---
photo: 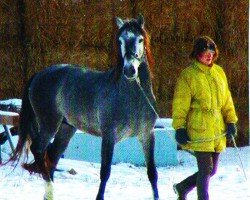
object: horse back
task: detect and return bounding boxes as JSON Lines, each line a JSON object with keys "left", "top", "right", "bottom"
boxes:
{"left": 28, "top": 64, "right": 114, "bottom": 135}
{"left": 29, "top": 65, "right": 85, "bottom": 109}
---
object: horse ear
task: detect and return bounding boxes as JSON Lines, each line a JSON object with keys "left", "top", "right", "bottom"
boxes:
{"left": 116, "top": 17, "right": 124, "bottom": 29}
{"left": 137, "top": 14, "right": 144, "bottom": 28}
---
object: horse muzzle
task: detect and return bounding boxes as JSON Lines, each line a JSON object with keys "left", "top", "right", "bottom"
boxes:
{"left": 123, "top": 65, "right": 138, "bottom": 80}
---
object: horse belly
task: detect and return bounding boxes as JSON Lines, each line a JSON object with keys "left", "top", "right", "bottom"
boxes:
{"left": 65, "top": 110, "right": 102, "bottom": 137}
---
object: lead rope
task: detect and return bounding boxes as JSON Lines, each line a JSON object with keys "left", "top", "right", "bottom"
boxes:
{"left": 231, "top": 135, "right": 248, "bottom": 181}
{"left": 136, "top": 78, "right": 159, "bottom": 119}
{"left": 136, "top": 80, "right": 248, "bottom": 181}
{"left": 187, "top": 133, "right": 226, "bottom": 144}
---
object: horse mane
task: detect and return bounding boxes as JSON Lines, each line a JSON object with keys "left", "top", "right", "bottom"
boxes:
{"left": 143, "top": 28, "right": 154, "bottom": 79}
{"left": 113, "top": 19, "right": 154, "bottom": 81}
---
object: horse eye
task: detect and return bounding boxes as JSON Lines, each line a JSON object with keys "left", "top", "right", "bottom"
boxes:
{"left": 139, "top": 38, "right": 144, "bottom": 43}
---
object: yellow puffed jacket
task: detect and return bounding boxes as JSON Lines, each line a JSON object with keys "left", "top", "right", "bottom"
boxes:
{"left": 172, "top": 60, "right": 238, "bottom": 152}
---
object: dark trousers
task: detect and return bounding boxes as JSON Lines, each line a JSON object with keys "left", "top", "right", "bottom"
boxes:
{"left": 177, "top": 152, "right": 220, "bottom": 200}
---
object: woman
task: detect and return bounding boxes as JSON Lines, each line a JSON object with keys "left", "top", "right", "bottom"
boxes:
{"left": 172, "top": 36, "right": 238, "bottom": 200}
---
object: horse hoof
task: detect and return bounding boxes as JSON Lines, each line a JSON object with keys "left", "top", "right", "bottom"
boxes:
{"left": 153, "top": 192, "right": 159, "bottom": 200}
{"left": 43, "top": 197, "right": 53, "bottom": 200}
{"left": 43, "top": 181, "right": 54, "bottom": 200}
{"left": 43, "top": 195, "right": 54, "bottom": 200}
{"left": 96, "top": 194, "right": 104, "bottom": 200}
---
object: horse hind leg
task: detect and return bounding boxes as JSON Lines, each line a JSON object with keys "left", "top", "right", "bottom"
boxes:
{"left": 22, "top": 131, "right": 50, "bottom": 176}
{"left": 21, "top": 125, "right": 56, "bottom": 200}
{"left": 21, "top": 120, "right": 41, "bottom": 173}
{"left": 26, "top": 118, "right": 64, "bottom": 200}
{"left": 28, "top": 126, "right": 57, "bottom": 181}
{"left": 46, "top": 122, "right": 76, "bottom": 181}
{"left": 24, "top": 116, "right": 62, "bottom": 179}
{"left": 138, "top": 132, "right": 159, "bottom": 200}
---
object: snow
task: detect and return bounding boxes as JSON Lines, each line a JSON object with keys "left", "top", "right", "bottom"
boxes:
{"left": 0, "top": 146, "right": 249, "bottom": 200}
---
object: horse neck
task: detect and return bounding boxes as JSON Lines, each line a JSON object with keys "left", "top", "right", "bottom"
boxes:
{"left": 134, "top": 54, "right": 153, "bottom": 91}
{"left": 138, "top": 61, "right": 152, "bottom": 87}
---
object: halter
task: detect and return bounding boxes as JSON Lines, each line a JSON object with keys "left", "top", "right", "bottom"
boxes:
{"left": 116, "top": 16, "right": 147, "bottom": 81}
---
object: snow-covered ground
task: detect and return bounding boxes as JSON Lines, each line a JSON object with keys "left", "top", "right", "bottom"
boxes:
{"left": 0, "top": 146, "right": 249, "bottom": 200}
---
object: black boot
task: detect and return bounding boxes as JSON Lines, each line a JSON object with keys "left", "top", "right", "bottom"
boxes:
{"left": 173, "top": 172, "right": 197, "bottom": 200}
{"left": 173, "top": 183, "right": 187, "bottom": 200}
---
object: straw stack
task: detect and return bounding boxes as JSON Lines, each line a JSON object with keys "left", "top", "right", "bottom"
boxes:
{"left": 221, "top": 0, "right": 248, "bottom": 55}
{"left": 0, "top": 0, "right": 248, "bottom": 145}
{"left": 0, "top": 1, "right": 24, "bottom": 97}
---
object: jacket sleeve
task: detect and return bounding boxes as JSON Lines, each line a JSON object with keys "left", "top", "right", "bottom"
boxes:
{"left": 220, "top": 70, "right": 238, "bottom": 123}
{"left": 172, "top": 73, "right": 192, "bottom": 130}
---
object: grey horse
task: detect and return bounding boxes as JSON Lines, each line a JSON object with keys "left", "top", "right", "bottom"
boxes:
{"left": 8, "top": 15, "right": 159, "bottom": 200}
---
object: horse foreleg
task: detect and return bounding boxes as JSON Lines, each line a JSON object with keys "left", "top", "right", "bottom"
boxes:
{"left": 96, "top": 135, "right": 115, "bottom": 200}
{"left": 139, "top": 133, "right": 159, "bottom": 200}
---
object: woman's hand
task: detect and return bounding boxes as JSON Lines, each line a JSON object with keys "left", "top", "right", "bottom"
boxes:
{"left": 175, "top": 128, "right": 190, "bottom": 145}
{"left": 226, "top": 123, "right": 237, "bottom": 139}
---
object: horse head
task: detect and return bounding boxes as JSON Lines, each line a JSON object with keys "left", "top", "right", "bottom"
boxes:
{"left": 116, "top": 14, "right": 150, "bottom": 81}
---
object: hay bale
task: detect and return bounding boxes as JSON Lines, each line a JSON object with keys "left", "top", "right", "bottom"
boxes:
{"left": 25, "top": 1, "right": 113, "bottom": 50}
{"left": 24, "top": 0, "right": 114, "bottom": 77}
{"left": 0, "top": 1, "right": 248, "bottom": 146}
{"left": 0, "top": 1, "right": 25, "bottom": 98}
{"left": 152, "top": 41, "right": 193, "bottom": 116}
{"left": 112, "top": 0, "right": 132, "bottom": 18}
{"left": 137, "top": 0, "right": 175, "bottom": 44}
{"left": 0, "top": 1, "right": 19, "bottom": 44}
{"left": 25, "top": 45, "right": 111, "bottom": 93}
{"left": 221, "top": 0, "right": 248, "bottom": 54}
{"left": 218, "top": 51, "right": 248, "bottom": 96}
{"left": 77, "top": 1, "right": 113, "bottom": 47}
{"left": 219, "top": 51, "right": 249, "bottom": 146}
{"left": 142, "top": 0, "right": 218, "bottom": 44}
{"left": 0, "top": 48, "right": 24, "bottom": 98}
{"left": 174, "top": 0, "right": 218, "bottom": 41}
{"left": 45, "top": 46, "right": 110, "bottom": 70}
{"left": 0, "top": 1, "right": 20, "bottom": 48}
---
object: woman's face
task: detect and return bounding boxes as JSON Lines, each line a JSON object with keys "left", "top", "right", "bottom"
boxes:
{"left": 197, "top": 50, "right": 215, "bottom": 66}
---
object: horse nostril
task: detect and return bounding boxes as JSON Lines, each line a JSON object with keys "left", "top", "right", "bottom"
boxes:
{"left": 124, "top": 65, "right": 136, "bottom": 78}
{"left": 129, "top": 67, "right": 136, "bottom": 75}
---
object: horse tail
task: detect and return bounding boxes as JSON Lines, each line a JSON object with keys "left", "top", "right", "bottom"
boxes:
{"left": 6, "top": 74, "right": 36, "bottom": 164}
